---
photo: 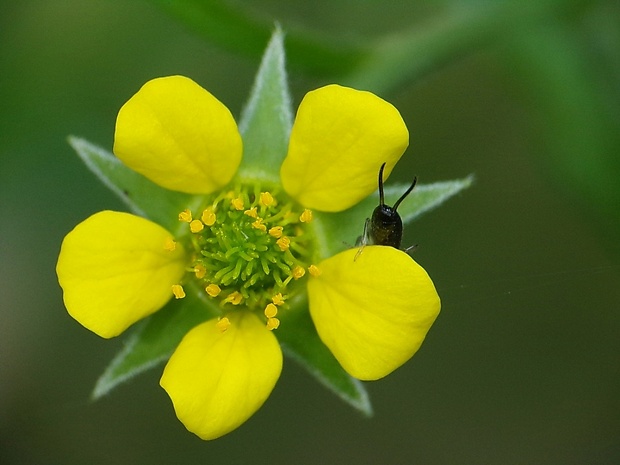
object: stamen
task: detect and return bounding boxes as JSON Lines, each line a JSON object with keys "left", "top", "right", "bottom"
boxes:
{"left": 190, "top": 219, "right": 204, "bottom": 233}
{"left": 308, "top": 264, "right": 322, "bottom": 277}
{"left": 178, "top": 209, "right": 192, "bottom": 223}
{"left": 276, "top": 236, "right": 291, "bottom": 251}
{"left": 206, "top": 284, "right": 221, "bottom": 297}
{"left": 272, "top": 293, "right": 286, "bottom": 306}
{"left": 201, "top": 207, "right": 217, "bottom": 226}
{"left": 260, "top": 192, "right": 274, "bottom": 207}
{"left": 244, "top": 207, "right": 258, "bottom": 218}
{"left": 164, "top": 237, "right": 177, "bottom": 251}
{"left": 194, "top": 264, "right": 207, "bottom": 279}
{"left": 292, "top": 266, "right": 306, "bottom": 279}
{"left": 268, "top": 226, "right": 283, "bottom": 238}
{"left": 252, "top": 218, "right": 267, "bottom": 232}
{"left": 266, "top": 317, "right": 280, "bottom": 330}
{"left": 299, "top": 209, "right": 313, "bottom": 223}
{"left": 232, "top": 197, "right": 244, "bottom": 211}
{"left": 171, "top": 284, "right": 186, "bottom": 299}
{"left": 181, "top": 182, "right": 315, "bottom": 319}
{"left": 264, "top": 303, "right": 278, "bottom": 318}
{"left": 223, "top": 291, "right": 243, "bottom": 305}
{"left": 216, "top": 317, "right": 231, "bottom": 332}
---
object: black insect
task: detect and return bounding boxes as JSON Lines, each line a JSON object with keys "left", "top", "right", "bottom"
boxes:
{"left": 356, "top": 163, "right": 417, "bottom": 259}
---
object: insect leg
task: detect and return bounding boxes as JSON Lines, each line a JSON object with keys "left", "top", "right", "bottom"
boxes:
{"left": 403, "top": 243, "right": 418, "bottom": 255}
{"left": 354, "top": 218, "right": 370, "bottom": 261}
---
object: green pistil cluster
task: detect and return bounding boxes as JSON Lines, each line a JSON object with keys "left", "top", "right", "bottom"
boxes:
{"left": 177, "top": 183, "right": 315, "bottom": 329}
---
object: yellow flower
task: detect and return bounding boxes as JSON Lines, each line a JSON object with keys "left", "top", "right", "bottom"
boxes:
{"left": 56, "top": 76, "right": 440, "bottom": 440}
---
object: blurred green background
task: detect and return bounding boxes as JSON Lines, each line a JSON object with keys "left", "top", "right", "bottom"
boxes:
{"left": 1, "top": 0, "right": 619, "bottom": 463}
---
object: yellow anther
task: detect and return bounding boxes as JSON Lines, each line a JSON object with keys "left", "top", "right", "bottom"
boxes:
{"left": 268, "top": 226, "right": 283, "bottom": 238}
{"left": 216, "top": 317, "right": 231, "bottom": 332}
{"left": 264, "top": 303, "right": 278, "bottom": 318}
{"left": 266, "top": 317, "right": 280, "bottom": 331}
{"left": 223, "top": 291, "right": 243, "bottom": 305}
{"left": 206, "top": 284, "right": 221, "bottom": 297}
{"left": 163, "top": 237, "right": 177, "bottom": 252}
{"left": 244, "top": 207, "right": 258, "bottom": 218}
{"left": 178, "top": 209, "right": 192, "bottom": 223}
{"left": 292, "top": 266, "right": 306, "bottom": 279}
{"left": 232, "top": 197, "right": 244, "bottom": 210}
{"left": 276, "top": 236, "right": 291, "bottom": 251}
{"left": 252, "top": 218, "right": 267, "bottom": 232}
{"left": 190, "top": 219, "right": 204, "bottom": 233}
{"left": 171, "top": 284, "right": 186, "bottom": 299}
{"left": 194, "top": 264, "right": 207, "bottom": 279}
{"left": 201, "top": 207, "right": 216, "bottom": 226}
{"left": 308, "top": 264, "right": 322, "bottom": 277}
{"left": 299, "top": 209, "right": 313, "bottom": 223}
{"left": 272, "top": 293, "right": 286, "bottom": 306}
{"left": 260, "top": 191, "right": 274, "bottom": 207}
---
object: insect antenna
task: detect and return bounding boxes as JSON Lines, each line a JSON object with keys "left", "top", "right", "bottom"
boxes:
{"left": 393, "top": 176, "right": 417, "bottom": 211}
{"left": 378, "top": 162, "right": 386, "bottom": 206}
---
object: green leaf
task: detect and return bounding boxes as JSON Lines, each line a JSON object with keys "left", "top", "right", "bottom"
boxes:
{"left": 92, "top": 285, "right": 218, "bottom": 400}
{"left": 276, "top": 297, "right": 373, "bottom": 416}
{"left": 68, "top": 136, "right": 203, "bottom": 235}
{"left": 237, "top": 26, "right": 292, "bottom": 183}
{"left": 149, "top": 0, "right": 366, "bottom": 76}
{"left": 313, "top": 175, "right": 474, "bottom": 258}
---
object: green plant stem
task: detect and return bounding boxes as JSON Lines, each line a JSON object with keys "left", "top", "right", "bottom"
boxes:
{"left": 345, "top": 0, "right": 597, "bottom": 94}
{"left": 150, "top": 0, "right": 597, "bottom": 93}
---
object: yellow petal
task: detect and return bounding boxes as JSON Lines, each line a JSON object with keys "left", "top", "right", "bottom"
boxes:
{"left": 280, "top": 85, "right": 409, "bottom": 212}
{"left": 160, "top": 312, "right": 282, "bottom": 440}
{"left": 307, "top": 246, "right": 440, "bottom": 380}
{"left": 56, "top": 211, "right": 186, "bottom": 338}
{"left": 114, "top": 76, "right": 242, "bottom": 194}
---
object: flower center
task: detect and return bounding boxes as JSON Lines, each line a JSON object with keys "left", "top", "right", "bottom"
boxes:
{"left": 175, "top": 182, "right": 316, "bottom": 330}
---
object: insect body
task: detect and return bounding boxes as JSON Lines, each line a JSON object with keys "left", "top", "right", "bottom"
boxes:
{"left": 356, "top": 163, "right": 417, "bottom": 259}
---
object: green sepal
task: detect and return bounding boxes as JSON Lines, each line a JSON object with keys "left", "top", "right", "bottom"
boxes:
{"left": 276, "top": 296, "right": 373, "bottom": 416}
{"left": 92, "top": 284, "right": 218, "bottom": 400}
{"left": 237, "top": 26, "right": 292, "bottom": 183}
{"left": 68, "top": 136, "right": 204, "bottom": 236}
{"left": 314, "top": 175, "right": 474, "bottom": 258}
{"left": 397, "top": 175, "right": 475, "bottom": 224}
